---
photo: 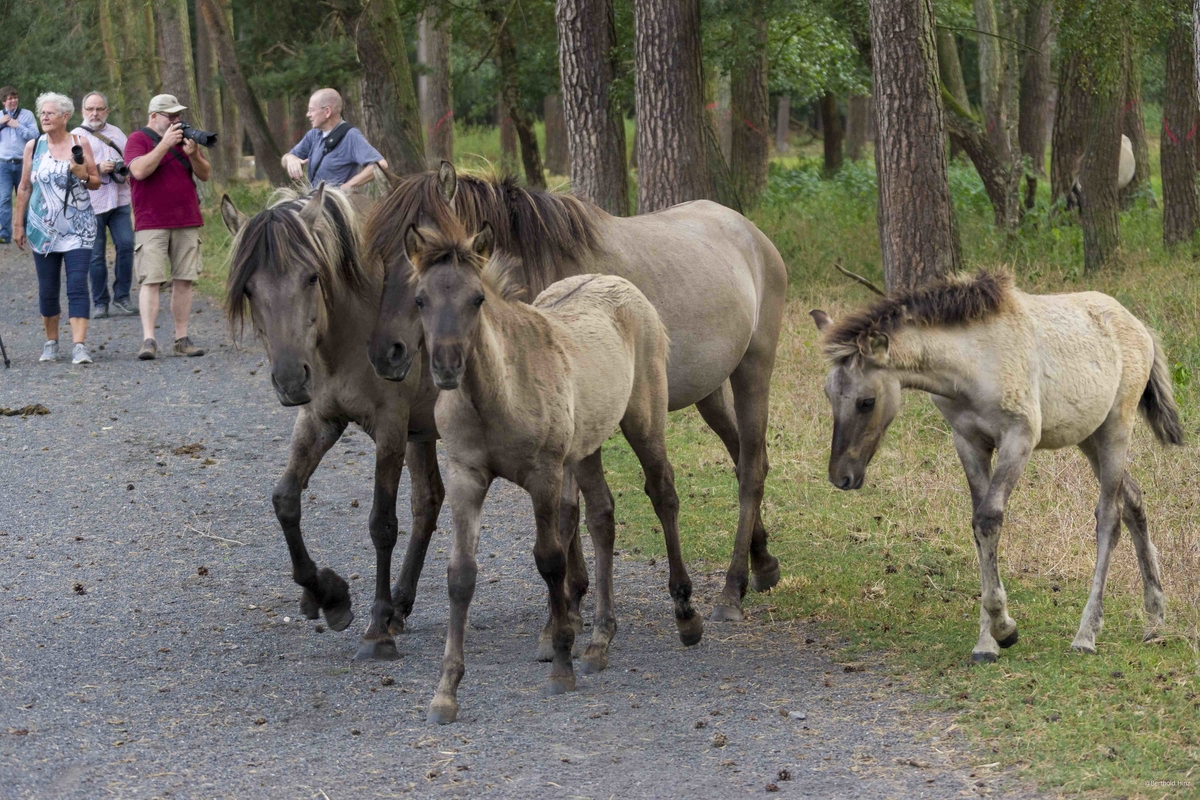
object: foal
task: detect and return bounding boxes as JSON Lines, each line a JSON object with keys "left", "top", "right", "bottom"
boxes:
{"left": 407, "top": 221, "right": 702, "bottom": 724}
{"left": 812, "top": 271, "right": 1182, "bottom": 662}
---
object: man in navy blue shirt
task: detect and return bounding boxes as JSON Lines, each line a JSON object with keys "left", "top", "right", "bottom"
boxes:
{"left": 0, "top": 86, "right": 38, "bottom": 244}
{"left": 281, "top": 88, "right": 388, "bottom": 189}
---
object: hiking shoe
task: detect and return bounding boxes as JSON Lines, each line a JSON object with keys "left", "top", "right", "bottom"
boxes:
{"left": 39, "top": 340, "right": 59, "bottom": 362}
{"left": 173, "top": 337, "right": 205, "bottom": 357}
{"left": 0, "top": 237, "right": 9, "bottom": 244}
{"left": 92, "top": 303, "right": 109, "bottom": 319}
{"left": 137, "top": 338, "right": 157, "bottom": 360}
{"left": 72, "top": 343, "right": 93, "bottom": 364}
{"left": 110, "top": 299, "right": 138, "bottom": 316}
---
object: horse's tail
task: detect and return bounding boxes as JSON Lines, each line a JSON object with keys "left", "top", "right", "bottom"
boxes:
{"left": 1140, "top": 332, "right": 1185, "bottom": 446}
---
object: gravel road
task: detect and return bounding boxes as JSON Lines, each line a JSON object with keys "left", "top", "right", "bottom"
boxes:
{"left": 0, "top": 245, "right": 1036, "bottom": 798}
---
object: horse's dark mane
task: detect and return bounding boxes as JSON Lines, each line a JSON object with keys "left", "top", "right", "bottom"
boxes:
{"left": 366, "top": 169, "right": 602, "bottom": 295}
{"left": 824, "top": 270, "right": 1013, "bottom": 362}
{"left": 226, "top": 186, "right": 377, "bottom": 334}
{"left": 408, "top": 219, "right": 524, "bottom": 302}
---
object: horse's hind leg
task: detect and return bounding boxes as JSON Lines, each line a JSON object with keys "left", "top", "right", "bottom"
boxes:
{"left": 391, "top": 440, "right": 444, "bottom": 633}
{"left": 538, "top": 472, "right": 588, "bottom": 662}
{"left": 712, "top": 340, "right": 777, "bottom": 622}
{"left": 1120, "top": 473, "right": 1166, "bottom": 640}
{"left": 622, "top": 407, "right": 704, "bottom": 648}
{"left": 695, "top": 385, "right": 779, "bottom": 593}
{"left": 573, "top": 450, "right": 618, "bottom": 674}
{"left": 354, "top": 430, "right": 408, "bottom": 662}
{"left": 273, "top": 412, "right": 353, "bottom": 631}
{"left": 1072, "top": 432, "right": 1131, "bottom": 654}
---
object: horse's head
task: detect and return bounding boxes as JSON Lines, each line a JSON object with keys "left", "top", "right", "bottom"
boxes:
{"left": 810, "top": 309, "right": 901, "bottom": 490}
{"left": 406, "top": 220, "right": 496, "bottom": 390}
{"left": 366, "top": 161, "right": 460, "bottom": 382}
{"left": 223, "top": 183, "right": 371, "bottom": 407}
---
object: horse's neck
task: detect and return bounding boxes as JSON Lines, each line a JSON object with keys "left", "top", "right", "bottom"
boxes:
{"left": 458, "top": 299, "right": 534, "bottom": 415}
{"left": 888, "top": 327, "right": 978, "bottom": 399}
{"left": 316, "top": 287, "right": 376, "bottom": 378}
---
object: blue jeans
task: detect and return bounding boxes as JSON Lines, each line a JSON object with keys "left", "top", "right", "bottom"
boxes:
{"left": 0, "top": 159, "right": 22, "bottom": 241}
{"left": 34, "top": 249, "right": 92, "bottom": 319}
{"left": 89, "top": 204, "right": 134, "bottom": 306}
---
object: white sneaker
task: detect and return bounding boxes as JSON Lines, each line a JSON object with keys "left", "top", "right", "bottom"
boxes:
{"left": 39, "top": 340, "right": 58, "bottom": 362}
{"left": 72, "top": 343, "right": 93, "bottom": 364}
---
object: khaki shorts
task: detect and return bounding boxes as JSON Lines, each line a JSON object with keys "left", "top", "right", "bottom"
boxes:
{"left": 134, "top": 227, "right": 202, "bottom": 285}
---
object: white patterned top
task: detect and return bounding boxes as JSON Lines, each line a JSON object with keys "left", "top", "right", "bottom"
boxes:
{"left": 72, "top": 123, "right": 131, "bottom": 215}
{"left": 25, "top": 135, "right": 96, "bottom": 255}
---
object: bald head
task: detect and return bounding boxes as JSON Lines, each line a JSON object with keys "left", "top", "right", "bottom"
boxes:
{"left": 307, "top": 88, "right": 344, "bottom": 132}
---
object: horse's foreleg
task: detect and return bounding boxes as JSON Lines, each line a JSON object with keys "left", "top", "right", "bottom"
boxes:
{"left": 572, "top": 451, "right": 617, "bottom": 674}
{"left": 538, "top": 471, "right": 587, "bottom": 662}
{"left": 1072, "top": 434, "right": 1131, "bottom": 654}
{"left": 1120, "top": 473, "right": 1166, "bottom": 640}
{"left": 530, "top": 471, "right": 576, "bottom": 697}
{"left": 391, "top": 440, "right": 444, "bottom": 633}
{"left": 712, "top": 350, "right": 775, "bottom": 622}
{"left": 969, "top": 429, "right": 1031, "bottom": 663}
{"left": 428, "top": 462, "right": 489, "bottom": 726}
{"left": 695, "top": 385, "right": 779, "bottom": 593}
{"left": 354, "top": 431, "right": 408, "bottom": 662}
{"left": 273, "top": 412, "right": 351, "bottom": 630}
{"left": 951, "top": 432, "right": 1000, "bottom": 661}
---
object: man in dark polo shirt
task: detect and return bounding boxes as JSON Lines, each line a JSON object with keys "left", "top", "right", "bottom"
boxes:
{"left": 125, "top": 94, "right": 210, "bottom": 360}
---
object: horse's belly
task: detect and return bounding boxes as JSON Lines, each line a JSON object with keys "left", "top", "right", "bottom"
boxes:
{"left": 1035, "top": 371, "right": 1121, "bottom": 449}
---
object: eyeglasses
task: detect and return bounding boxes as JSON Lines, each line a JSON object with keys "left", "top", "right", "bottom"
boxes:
{"left": 83, "top": 106, "right": 107, "bottom": 112}
{"left": 38, "top": 110, "right": 65, "bottom": 118}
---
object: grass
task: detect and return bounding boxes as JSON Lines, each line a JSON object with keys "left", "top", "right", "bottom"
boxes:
{"left": 196, "top": 134, "right": 1199, "bottom": 797}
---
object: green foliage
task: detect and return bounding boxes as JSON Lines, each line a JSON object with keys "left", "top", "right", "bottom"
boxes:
{"left": 0, "top": 0, "right": 105, "bottom": 123}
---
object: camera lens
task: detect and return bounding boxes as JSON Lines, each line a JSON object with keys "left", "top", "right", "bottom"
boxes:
{"left": 71, "top": 144, "right": 84, "bottom": 165}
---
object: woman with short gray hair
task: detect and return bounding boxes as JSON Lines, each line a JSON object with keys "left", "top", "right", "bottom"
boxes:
{"left": 13, "top": 91, "right": 101, "bottom": 364}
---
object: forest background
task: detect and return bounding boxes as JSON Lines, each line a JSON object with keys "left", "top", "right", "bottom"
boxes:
{"left": 4, "top": 0, "right": 1200, "bottom": 795}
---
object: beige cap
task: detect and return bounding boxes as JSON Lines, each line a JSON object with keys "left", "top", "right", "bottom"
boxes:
{"left": 148, "top": 94, "right": 187, "bottom": 114}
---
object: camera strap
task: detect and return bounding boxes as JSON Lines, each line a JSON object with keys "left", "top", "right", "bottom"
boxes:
{"left": 81, "top": 125, "right": 124, "bottom": 157}
{"left": 308, "top": 121, "right": 351, "bottom": 182}
{"left": 139, "top": 126, "right": 193, "bottom": 179}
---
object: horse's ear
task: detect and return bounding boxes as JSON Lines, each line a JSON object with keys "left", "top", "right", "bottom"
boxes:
{"left": 404, "top": 224, "right": 426, "bottom": 266}
{"left": 220, "top": 194, "right": 246, "bottom": 235}
{"left": 471, "top": 222, "right": 494, "bottom": 260}
{"left": 437, "top": 160, "right": 458, "bottom": 205}
{"left": 809, "top": 309, "right": 831, "bottom": 331}
{"left": 300, "top": 181, "right": 327, "bottom": 226}
{"left": 867, "top": 332, "right": 890, "bottom": 362}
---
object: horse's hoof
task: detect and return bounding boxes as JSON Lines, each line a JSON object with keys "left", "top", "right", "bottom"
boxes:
{"left": 427, "top": 699, "right": 458, "bottom": 725}
{"left": 710, "top": 604, "right": 743, "bottom": 623}
{"left": 535, "top": 636, "right": 555, "bottom": 663}
{"left": 300, "top": 591, "right": 321, "bottom": 620}
{"left": 546, "top": 675, "right": 576, "bottom": 695}
{"left": 1070, "top": 643, "right": 1097, "bottom": 655}
{"left": 388, "top": 615, "right": 407, "bottom": 637}
{"left": 353, "top": 638, "right": 401, "bottom": 662}
{"left": 971, "top": 651, "right": 998, "bottom": 664}
{"left": 677, "top": 615, "right": 704, "bottom": 647}
{"left": 997, "top": 629, "right": 1019, "bottom": 649}
{"left": 579, "top": 645, "right": 608, "bottom": 675}
{"left": 749, "top": 560, "right": 781, "bottom": 593}
{"left": 324, "top": 603, "right": 354, "bottom": 633}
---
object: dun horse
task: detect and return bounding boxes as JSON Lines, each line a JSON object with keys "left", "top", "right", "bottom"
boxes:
{"left": 367, "top": 163, "right": 787, "bottom": 628}
{"left": 222, "top": 184, "right": 443, "bottom": 661}
{"left": 405, "top": 221, "right": 702, "bottom": 725}
{"left": 811, "top": 271, "right": 1182, "bottom": 662}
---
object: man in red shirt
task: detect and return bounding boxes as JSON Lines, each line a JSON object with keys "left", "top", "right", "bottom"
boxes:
{"left": 126, "top": 94, "right": 211, "bottom": 359}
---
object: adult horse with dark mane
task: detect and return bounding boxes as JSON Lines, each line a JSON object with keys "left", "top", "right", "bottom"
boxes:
{"left": 221, "top": 184, "right": 443, "bottom": 662}
{"left": 366, "top": 163, "right": 788, "bottom": 627}
{"left": 811, "top": 270, "right": 1182, "bottom": 662}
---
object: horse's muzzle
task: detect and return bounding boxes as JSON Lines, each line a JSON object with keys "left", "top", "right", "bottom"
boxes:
{"left": 271, "top": 363, "right": 313, "bottom": 406}
{"left": 430, "top": 346, "right": 463, "bottom": 390}
{"left": 370, "top": 340, "right": 413, "bottom": 383}
{"left": 829, "top": 464, "right": 865, "bottom": 491}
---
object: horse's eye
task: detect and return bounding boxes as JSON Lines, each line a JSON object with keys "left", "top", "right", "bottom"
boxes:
{"left": 243, "top": 289, "right": 252, "bottom": 299}
{"left": 472, "top": 295, "right": 485, "bottom": 308}
{"left": 857, "top": 397, "right": 876, "bottom": 413}
{"left": 415, "top": 296, "right": 425, "bottom": 309}
{"left": 307, "top": 274, "right": 319, "bottom": 286}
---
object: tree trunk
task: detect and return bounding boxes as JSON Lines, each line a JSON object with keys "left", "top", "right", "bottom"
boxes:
{"left": 216, "top": 0, "right": 240, "bottom": 181}
{"left": 1163, "top": 8, "right": 1198, "bottom": 249}
{"left": 113, "top": 0, "right": 152, "bottom": 127}
{"left": 142, "top": 0, "right": 160, "bottom": 96}
{"left": 869, "top": 0, "right": 961, "bottom": 292}
{"left": 498, "top": 92, "right": 519, "bottom": 174}
{"left": 97, "top": 0, "right": 127, "bottom": 130}
{"left": 730, "top": 4, "right": 769, "bottom": 202}
{"left": 267, "top": 98, "right": 288, "bottom": 153}
{"left": 198, "top": 0, "right": 285, "bottom": 185}
{"left": 1080, "top": 48, "right": 1127, "bottom": 272}
{"left": 484, "top": 2, "right": 545, "bottom": 188}
{"left": 555, "top": 0, "right": 629, "bottom": 215}
{"left": 418, "top": 10, "right": 453, "bottom": 166}
{"left": 635, "top": 0, "right": 715, "bottom": 212}
{"left": 543, "top": 94, "right": 569, "bottom": 176}
{"left": 943, "top": 92, "right": 1023, "bottom": 229}
{"left": 820, "top": 92, "right": 843, "bottom": 177}
{"left": 845, "top": 95, "right": 869, "bottom": 160}
{"left": 975, "top": 0, "right": 1008, "bottom": 155}
{"left": 1018, "top": 0, "right": 1053, "bottom": 207}
{"left": 716, "top": 72, "right": 732, "bottom": 161}
{"left": 154, "top": 0, "right": 197, "bottom": 113}
{"left": 332, "top": 0, "right": 425, "bottom": 176}
{"left": 1051, "top": 53, "right": 1090, "bottom": 204}
{"left": 194, "top": 0, "right": 227, "bottom": 182}
{"left": 1120, "top": 47, "right": 1154, "bottom": 207}
{"left": 936, "top": 27, "right": 969, "bottom": 159}
{"left": 775, "top": 95, "right": 790, "bottom": 154}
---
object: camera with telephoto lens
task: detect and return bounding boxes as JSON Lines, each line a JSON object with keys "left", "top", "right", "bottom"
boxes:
{"left": 178, "top": 121, "right": 218, "bottom": 148}
{"left": 110, "top": 156, "right": 129, "bottom": 183}
{"left": 71, "top": 144, "right": 84, "bottom": 164}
